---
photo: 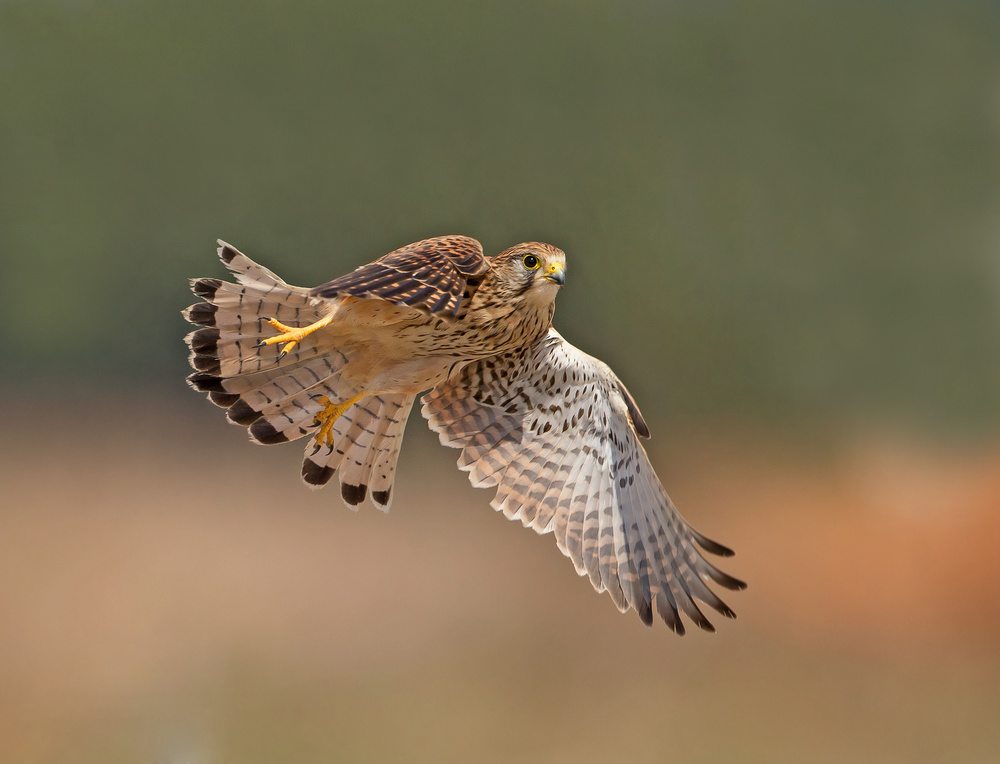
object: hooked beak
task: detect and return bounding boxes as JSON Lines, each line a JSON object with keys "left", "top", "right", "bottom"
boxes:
{"left": 544, "top": 262, "right": 566, "bottom": 286}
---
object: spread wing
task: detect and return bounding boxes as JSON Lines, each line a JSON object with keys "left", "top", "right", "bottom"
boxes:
{"left": 311, "top": 235, "right": 489, "bottom": 317}
{"left": 421, "top": 328, "right": 745, "bottom": 633}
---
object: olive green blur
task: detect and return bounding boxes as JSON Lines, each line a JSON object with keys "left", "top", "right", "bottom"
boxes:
{"left": 2, "top": 0, "right": 998, "bottom": 434}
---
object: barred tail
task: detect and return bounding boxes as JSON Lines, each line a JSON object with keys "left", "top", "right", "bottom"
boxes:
{"left": 300, "top": 393, "right": 416, "bottom": 511}
{"left": 183, "top": 240, "right": 414, "bottom": 510}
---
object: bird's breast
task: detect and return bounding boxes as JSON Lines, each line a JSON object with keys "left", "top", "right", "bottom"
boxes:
{"left": 324, "top": 296, "right": 552, "bottom": 394}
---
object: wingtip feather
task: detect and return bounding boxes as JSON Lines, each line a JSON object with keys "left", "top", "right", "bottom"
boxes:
{"left": 217, "top": 240, "right": 238, "bottom": 264}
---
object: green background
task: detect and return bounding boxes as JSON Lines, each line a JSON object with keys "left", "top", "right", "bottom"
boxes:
{"left": 3, "top": 0, "right": 997, "bottom": 434}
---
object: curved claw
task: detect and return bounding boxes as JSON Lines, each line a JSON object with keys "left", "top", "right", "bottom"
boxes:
{"left": 257, "top": 314, "right": 335, "bottom": 358}
{"left": 311, "top": 392, "right": 367, "bottom": 450}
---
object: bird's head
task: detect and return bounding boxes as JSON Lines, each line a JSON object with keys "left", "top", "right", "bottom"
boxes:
{"left": 491, "top": 242, "right": 566, "bottom": 307}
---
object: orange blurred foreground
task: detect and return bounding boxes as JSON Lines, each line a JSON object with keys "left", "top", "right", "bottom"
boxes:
{"left": 1, "top": 400, "right": 997, "bottom": 762}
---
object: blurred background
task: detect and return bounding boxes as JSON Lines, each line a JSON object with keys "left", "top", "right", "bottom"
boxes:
{"left": 2, "top": 0, "right": 999, "bottom": 761}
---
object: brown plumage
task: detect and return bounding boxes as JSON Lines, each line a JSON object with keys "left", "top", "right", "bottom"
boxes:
{"left": 183, "top": 235, "right": 745, "bottom": 633}
{"left": 311, "top": 235, "right": 490, "bottom": 315}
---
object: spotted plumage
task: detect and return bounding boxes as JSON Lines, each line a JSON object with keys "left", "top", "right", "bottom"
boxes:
{"left": 184, "top": 235, "right": 745, "bottom": 632}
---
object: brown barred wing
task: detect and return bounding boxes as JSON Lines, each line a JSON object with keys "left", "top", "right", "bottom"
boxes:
{"left": 310, "top": 235, "right": 490, "bottom": 317}
{"left": 421, "top": 328, "right": 745, "bottom": 633}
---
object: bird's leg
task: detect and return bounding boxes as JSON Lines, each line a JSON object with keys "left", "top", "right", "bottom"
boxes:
{"left": 256, "top": 312, "right": 335, "bottom": 358}
{"left": 312, "top": 392, "right": 368, "bottom": 451}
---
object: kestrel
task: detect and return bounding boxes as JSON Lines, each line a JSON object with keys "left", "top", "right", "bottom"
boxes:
{"left": 184, "top": 236, "right": 745, "bottom": 633}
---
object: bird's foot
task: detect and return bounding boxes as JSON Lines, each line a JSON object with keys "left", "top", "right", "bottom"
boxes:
{"left": 312, "top": 392, "right": 367, "bottom": 451}
{"left": 256, "top": 314, "right": 333, "bottom": 358}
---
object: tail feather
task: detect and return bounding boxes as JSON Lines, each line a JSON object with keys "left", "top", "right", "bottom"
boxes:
{"left": 188, "top": 356, "right": 335, "bottom": 397}
{"left": 239, "top": 352, "right": 349, "bottom": 414}
{"left": 245, "top": 368, "right": 363, "bottom": 446}
{"left": 303, "top": 412, "right": 358, "bottom": 484}
{"left": 335, "top": 406, "right": 381, "bottom": 505}
{"left": 217, "top": 239, "right": 294, "bottom": 289}
{"left": 183, "top": 312, "right": 331, "bottom": 378}
{"left": 184, "top": 241, "right": 415, "bottom": 511}
{"left": 185, "top": 277, "right": 319, "bottom": 326}
{"left": 247, "top": 392, "right": 323, "bottom": 445}
{"left": 367, "top": 396, "right": 415, "bottom": 509}
{"left": 301, "top": 394, "right": 415, "bottom": 511}
{"left": 183, "top": 242, "right": 330, "bottom": 378}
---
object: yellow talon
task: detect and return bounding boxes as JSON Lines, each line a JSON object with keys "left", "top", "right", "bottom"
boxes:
{"left": 313, "top": 392, "right": 367, "bottom": 449}
{"left": 258, "top": 313, "right": 334, "bottom": 358}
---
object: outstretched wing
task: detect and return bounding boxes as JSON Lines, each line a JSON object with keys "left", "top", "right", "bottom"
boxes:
{"left": 311, "top": 235, "right": 490, "bottom": 317}
{"left": 421, "top": 328, "right": 745, "bottom": 633}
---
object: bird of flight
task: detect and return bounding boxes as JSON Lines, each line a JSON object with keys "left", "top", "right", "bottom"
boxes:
{"left": 184, "top": 236, "right": 744, "bottom": 633}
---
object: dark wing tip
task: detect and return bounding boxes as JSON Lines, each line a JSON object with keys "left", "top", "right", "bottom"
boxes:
{"left": 636, "top": 599, "right": 655, "bottom": 627}
{"left": 188, "top": 327, "right": 220, "bottom": 355}
{"left": 720, "top": 574, "right": 748, "bottom": 591}
{"left": 302, "top": 459, "right": 335, "bottom": 486}
{"left": 372, "top": 488, "right": 391, "bottom": 507}
{"left": 680, "top": 594, "right": 717, "bottom": 633}
{"left": 184, "top": 303, "right": 218, "bottom": 327}
{"left": 655, "top": 593, "right": 687, "bottom": 634}
{"left": 249, "top": 418, "right": 289, "bottom": 445}
{"left": 692, "top": 529, "right": 737, "bottom": 558}
{"left": 633, "top": 417, "right": 651, "bottom": 439}
{"left": 191, "top": 278, "right": 223, "bottom": 300}
{"left": 341, "top": 483, "right": 367, "bottom": 505}
{"left": 615, "top": 380, "right": 650, "bottom": 439}
{"left": 715, "top": 602, "right": 738, "bottom": 619}
{"left": 227, "top": 399, "right": 262, "bottom": 426}
{"left": 187, "top": 372, "right": 227, "bottom": 393}
{"left": 192, "top": 354, "right": 221, "bottom": 375}
{"left": 209, "top": 391, "right": 240, "bottom": 408}
{"left": 217, "top": 241, "right": 238, "bottom": 264}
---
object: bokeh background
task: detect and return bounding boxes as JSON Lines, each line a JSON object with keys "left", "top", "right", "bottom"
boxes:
{"left": 3, "top": 1, "right": 999, "bottom": 761}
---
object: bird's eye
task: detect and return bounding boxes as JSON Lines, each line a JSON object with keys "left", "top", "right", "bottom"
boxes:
{"left": 522, "top": 254, "right": 540, "bottom": 270}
